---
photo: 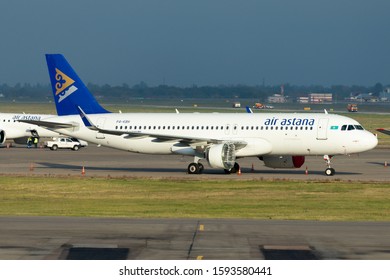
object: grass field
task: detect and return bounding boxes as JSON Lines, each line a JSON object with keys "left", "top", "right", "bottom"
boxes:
{"left": 1, "top": 176, "right": 390, "bottom": 221}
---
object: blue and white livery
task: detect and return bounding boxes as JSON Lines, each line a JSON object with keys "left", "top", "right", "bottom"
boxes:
{"left": 19, "top": 54, "right": 378, "bottom": 176}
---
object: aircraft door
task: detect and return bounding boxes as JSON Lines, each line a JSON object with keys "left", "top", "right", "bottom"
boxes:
{"left": 96, "top": 118, "right": 106, "bottom": 139}
{"left": 317, "top": 118, "right": 328, "bottom": 140}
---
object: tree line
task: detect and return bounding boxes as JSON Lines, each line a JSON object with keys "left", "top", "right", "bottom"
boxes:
{"left": 0, "top": 82, "right": 387, "bottom": 103}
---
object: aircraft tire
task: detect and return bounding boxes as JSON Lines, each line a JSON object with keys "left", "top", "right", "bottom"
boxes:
{"left": 198, "top": 163, "right": 204, "bottom": 174}
{"left": 188, "top": 163, "right": 200, "bottom": 174}
{"left": 230, "top": 162, "right": 240, "bottom": 174}
{"left": 325, "top": 168, "right": 335, "bottom": 176}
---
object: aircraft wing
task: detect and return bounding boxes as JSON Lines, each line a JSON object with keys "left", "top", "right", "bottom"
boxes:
{"left": 17, "top": 119, "right": 77, "bottom": 129}
{"left": 376, "top": 128, "right": 390, "bottom": 136}
{"left": 77, "top": 106, "right": 248, "bottom": 148}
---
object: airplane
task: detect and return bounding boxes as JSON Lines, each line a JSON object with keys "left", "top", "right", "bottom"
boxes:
{"left": 19, "top": 54, "right": 378, "bottom": 176}
{"left": 0, "top": 112, "right": 59, "bottom": 146}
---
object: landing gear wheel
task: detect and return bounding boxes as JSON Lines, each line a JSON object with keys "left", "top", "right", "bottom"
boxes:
{"left": 188, "top": 163, "right": 200, "bottom": 174}
{"left": 325, "top": 168, "right": 335, "bottom": 176}
{"left": 323, "top": 155, "right": 335, "bottom": 176}
{"left": 224, "top": 162, "right": 240, "bottom": 174}
{"left": 230, "top": 162, "right": 240, "bottom": 174}
{"left": 198, "top": 163, "right": 204, "bottom": 174}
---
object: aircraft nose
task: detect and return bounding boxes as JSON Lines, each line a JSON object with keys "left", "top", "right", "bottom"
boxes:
{"left": 363, "top": 132, "right": 378, "bottom": 150}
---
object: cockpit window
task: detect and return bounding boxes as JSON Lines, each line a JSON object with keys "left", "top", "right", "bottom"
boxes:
{"left": 342, "top": 124, "right": 364, "bottom": 131}
{"left": 354, "top": 125, "right": 364, "bottom": 130}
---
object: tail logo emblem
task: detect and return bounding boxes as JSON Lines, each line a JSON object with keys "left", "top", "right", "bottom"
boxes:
{"left": 55, "top": 68, "right": 78, "bottom": 103}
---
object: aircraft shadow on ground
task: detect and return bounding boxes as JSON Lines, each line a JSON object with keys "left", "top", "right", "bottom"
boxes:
{"left": 36, "top": 162, "right": 360, "bottom": 176}
{"left": 36, "top": 162, "right": 186, "bottom": 173}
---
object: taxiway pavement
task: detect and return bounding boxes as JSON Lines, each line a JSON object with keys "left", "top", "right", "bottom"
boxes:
{"left": 1, "top": 145, "right": 390, "bottom": 181}
{"left": 1, "top": 216, "right": 390, "bottom": 260}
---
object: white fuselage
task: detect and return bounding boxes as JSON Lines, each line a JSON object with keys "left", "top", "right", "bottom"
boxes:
{"left": 41, "top": 112, "right": 378, "bottom": 157}
{"left": 0, "top": 113, "right": 59, "bottom": 142}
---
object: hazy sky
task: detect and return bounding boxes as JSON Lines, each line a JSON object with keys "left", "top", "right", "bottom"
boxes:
{"left": 0, "top": 0, "right": 389, "bottom": 87}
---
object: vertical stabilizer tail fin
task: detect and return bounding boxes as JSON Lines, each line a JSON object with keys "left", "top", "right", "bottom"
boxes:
{"left": 45, "top": 54, "right": 110, "bottom": 116}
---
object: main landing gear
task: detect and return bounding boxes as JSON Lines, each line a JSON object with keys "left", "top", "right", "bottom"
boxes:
{"left": 224, "top": 162, "right": 240, "bottom": 174}
{"left": 187, "top": 162, "right": 204, "bottom": 174}
{"left": 187, "top": 161, "right": 240, "bottom": 175}
{"left": 323, "top": 155, "right": 335, "bottom": 176}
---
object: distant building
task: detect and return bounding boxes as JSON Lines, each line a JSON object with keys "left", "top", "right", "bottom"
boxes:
{"left": 268, "top": 94, "right": 287, "bottom": 103}
{"left": 308, "top": 93, "right": 332, "bottom": 103}
{"left": 349, "top": 93, "right": 378, "bottom": 102}
{"left": 297, "top": 96, "right": 309, "bottom": 104}
{"left": 380, "top": 88, "right": 390, "bottom": 101}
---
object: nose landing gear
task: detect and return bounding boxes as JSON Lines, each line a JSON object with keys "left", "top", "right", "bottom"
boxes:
{"left": 324, "top": 155, "right": 335, "bottom": 176}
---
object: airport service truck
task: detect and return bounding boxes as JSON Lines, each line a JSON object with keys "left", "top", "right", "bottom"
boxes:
{"left": 45, "top": 137, "right": 87, "bottom": 151}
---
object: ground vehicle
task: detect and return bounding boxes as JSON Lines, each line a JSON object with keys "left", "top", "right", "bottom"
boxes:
{"left": 254, "top": 103, "right": 274, "bottom": 109}
{"left": 347, "top": 104, "right": 358, "bottom": 112}
{"left": 45, "top": 137, "right": 87, "bottom": 151}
